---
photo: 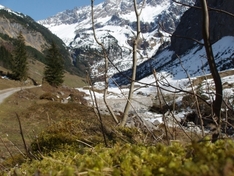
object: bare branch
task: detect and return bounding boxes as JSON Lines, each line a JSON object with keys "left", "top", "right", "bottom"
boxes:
{"left": 15, "top": 113, "right": 32, "bottom": 159}
{"left": 172, "top": 0, "right": 234, "bottom": 18}
{"left": 91, "top": 0, "right": 119, "bottom": 125}
{"left": 177, "top": 54, "right": 205, "bottom": 136}
{"left": 121, "top": 0, "right": 142, "bottom": 126}
{"left": 86, "top": 69, "right": 108, "bottom": 147}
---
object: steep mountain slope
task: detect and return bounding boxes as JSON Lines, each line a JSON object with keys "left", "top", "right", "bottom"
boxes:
{"left": 39, "top": 0, "right": 195, "bottom": 78}
{"left": 0, "top": 5, "right": 79, "bottom": 78}
{"left": 39, "top": 0, "right": 234, "bottom": 86}
{"left": 110, "top": 36, "right": 234, "bottom": 86}
{"left": 0, "top": 6, "right": 46, "bottom": 52}
{"left": 171, "top": 0, "right": 234, "bottom": 55}
{"left": 110, "top": 0, "right": 234, "bottom": 86}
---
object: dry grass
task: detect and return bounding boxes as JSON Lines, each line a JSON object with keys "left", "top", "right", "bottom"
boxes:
{"left": 0, "top": 85, "right": 93, "bottom": 161}
{"left": 0, "top": 70, "right": 86, "bottom": 152}
{"left": 29, "top": 58, "right": 87, "bottom": 88}
{"left": 0, "top": 78, "right": 22, "bottom": 90}
{"left": 63, "top": 72, "right": 87, "bottom": 88}
{"left": 0, "top": 65, "right": 22, "bottom": 89}
{"left": 0, "top": 59, "right": 87, "bottom": 89}
{"left": 0, "top": 67, "right": 233, "bottom": 164}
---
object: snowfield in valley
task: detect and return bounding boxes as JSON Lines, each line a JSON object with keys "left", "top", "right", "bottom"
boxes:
{"left": 77, "top": 70, "right": 234, "bottom": 133}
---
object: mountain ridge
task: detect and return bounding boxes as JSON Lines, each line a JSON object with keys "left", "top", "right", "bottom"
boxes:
{"left": 110, "top": 0, "right": 234, "bottom": 86}
{"left": 171, "top": 0, "right": 234, "bottom": 55}
{"left": 16, "top": 0, "right": 234, "bottom": 86}
{"left": 0, "top": 5, "right": 83, "bottom": 82}
{"left": 39, "top": 0, "right": 196, "bottom": 80}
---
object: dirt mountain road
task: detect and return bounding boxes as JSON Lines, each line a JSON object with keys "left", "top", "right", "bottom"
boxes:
{"left": 0, "top": 86, "right": 38, "bottom": 104}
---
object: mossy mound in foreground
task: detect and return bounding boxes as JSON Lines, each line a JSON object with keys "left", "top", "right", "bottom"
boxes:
{"left": 4, "top": 139, "right": 234, "bottom": 176}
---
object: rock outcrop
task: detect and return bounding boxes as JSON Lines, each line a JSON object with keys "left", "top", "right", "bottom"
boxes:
{"left": 170, "top": 0, "right": 234, "bottom": 55}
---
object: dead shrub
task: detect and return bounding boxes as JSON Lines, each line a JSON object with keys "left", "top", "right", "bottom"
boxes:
{"left": 39, "top": 92, "right": 57, "bottom": 101}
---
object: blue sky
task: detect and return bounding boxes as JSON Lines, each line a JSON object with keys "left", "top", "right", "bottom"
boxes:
{"left": 0, "top": 0, "right": 104, "bottom": 21}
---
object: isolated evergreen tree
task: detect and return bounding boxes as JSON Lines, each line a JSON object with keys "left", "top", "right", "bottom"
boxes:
{"left": 44, "top": 42, "right": 65, "bottom": 87}
{"left": 11, "top": 31, "right": 28, "bottom": 81}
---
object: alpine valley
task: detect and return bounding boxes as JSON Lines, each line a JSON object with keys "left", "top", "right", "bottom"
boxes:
{"left": 1, "top": 0, "right": 234, "bottom": 85}
{"left": 38, "top": 0, "right": 234, "bottom": 86}
{"left": 1, "top": 1, "right": 234, "bottom": 174}
{"left": 39, "top": 0, "right": 196, "bottom": 81}
{"left": 0, "top": 4, "right": 86, "bottom": 86}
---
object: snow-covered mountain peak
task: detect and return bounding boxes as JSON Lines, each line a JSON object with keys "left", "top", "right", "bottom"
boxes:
{"left": 104, "top": 0, "right": 122, "bottom": 4}
{"left": 0, "top": 4, "right": 5, "bottom": 9}
{"left": 39, "top": 0, "right": 194, "bottom": 44}
{"left": 39, "top": 0, "right": 195, "bottom": 80}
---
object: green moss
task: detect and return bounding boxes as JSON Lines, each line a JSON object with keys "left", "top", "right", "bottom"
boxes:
{"left": 3, "top": 139, "right": 234, "bottom": 176}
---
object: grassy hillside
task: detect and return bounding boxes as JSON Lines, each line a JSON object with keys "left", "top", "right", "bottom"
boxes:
{"left": 0, "top": 57, "right": 87, "bottom": 89}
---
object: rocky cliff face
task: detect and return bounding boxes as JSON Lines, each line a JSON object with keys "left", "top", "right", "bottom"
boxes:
{"left": 0, "top": 15, "right": 47, "bottom": 52}
{"left": 170, "top": 0, "right": 234, "bottom": 55}
{"left": 0, "top": 6, "right": 79, "bottom": 76}
{"left": 0, "top": 7, "right": 67, "bottom": 53}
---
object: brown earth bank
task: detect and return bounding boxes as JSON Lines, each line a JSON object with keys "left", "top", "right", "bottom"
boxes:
{"left": 0, "top": 82, "right": 96, "bottom": 162}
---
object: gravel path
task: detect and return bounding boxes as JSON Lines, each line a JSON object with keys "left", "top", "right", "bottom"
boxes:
{"left": 0, "top": 86, "right": 38, "bottom": 104}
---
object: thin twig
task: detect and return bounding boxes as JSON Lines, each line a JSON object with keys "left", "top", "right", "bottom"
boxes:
{"left": 177, "top": 54, "right": 205, "bottom": 137}
{"left": 15, "top": 113, "right": 31, "bottom": 159}
{"left": 172, "top": 0, "right": 234, "bottom": 18}
{"left": 86, "top": 69, "right": 108, "bottom": 147}
{"left": 110, "top": 78, "right": 158, "bottom": 140}
{"left": 91, "top": 0, "right": 119, "bottom": 124}
{"left": 0, "top": 136, "right": 14, "bottom": 160}
{"left": 76, "top": 139, "right": 93, "bottom": 148}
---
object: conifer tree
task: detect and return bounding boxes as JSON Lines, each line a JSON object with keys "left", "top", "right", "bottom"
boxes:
{"left": 44, "top": 42, "right": 65, "bottom": 87}
{"left": 0, "top": 45, "right": 12, "bottom": 69}
{"left": 11, "top": 31, "right": 28, "bottom": 81}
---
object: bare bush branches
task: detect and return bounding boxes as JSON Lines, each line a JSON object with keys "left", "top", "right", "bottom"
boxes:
{"left": 121, "top": 0, "right": 146, "bottom": 126}
{"left": 172, "top": 0, "right": 234, "bottom": 18}
{"left": 91, "top": 0, "right": 119, "bottom": 125}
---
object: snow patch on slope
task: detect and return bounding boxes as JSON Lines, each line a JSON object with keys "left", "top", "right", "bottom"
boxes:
{"left": 120, "top": 1, "right": 170, "bottom": 23}
{"left": 78, "top": 70, "right": 234, "bottom": 129}
{"left": 171, "top": 36, "right": 234, "bottom": 79}
{"left": 48, "top": 24, "right": 78, "bottom": 45}
{"left": 110, "top": 36, "right": 234, "bottom": 86}
{"left": 0, "top": 4, "right": 25, "bottom": 18}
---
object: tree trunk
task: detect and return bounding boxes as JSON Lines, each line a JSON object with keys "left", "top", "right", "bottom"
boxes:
{"left": 200, "top": 0, "right": 223, "bottom": 142}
